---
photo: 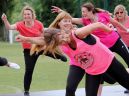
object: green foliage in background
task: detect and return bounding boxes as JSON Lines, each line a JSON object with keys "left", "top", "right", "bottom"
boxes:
{"left": 0, "top": 42, "right": 86, "bottom": 94}
{"left": 4, "top": 0, "right": 129, "bottom": 27}
{"left": 1, "top": 0, "right": 129, "bottom": 41}
{"left": 0, "top": 42, "right": 127, "bottom": 94}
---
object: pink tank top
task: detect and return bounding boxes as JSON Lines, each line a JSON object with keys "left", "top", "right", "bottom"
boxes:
{"left": 115, "top": 16, "right": 129, "bottom": 47}
{"left": 82, "top": 12, "right": 119, "bottom": 48}
{"left": 60, "top": 31, "right": 115, "bottom": 75}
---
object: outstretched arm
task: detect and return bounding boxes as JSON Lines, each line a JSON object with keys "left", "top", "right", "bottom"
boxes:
{"left": 109, "top": 17, "right": 129, "bottom": 32}
{"left": 1, "top": 13, "right": 16, "bottom": 30}
{"left": 15, "top": 35, "right": 45, "bottom": 45}
{"left": 51, "top": 6, "right": 63, "bottom": 13}
{"left": 51, "top": 6, "right": 83, "bottom": 25}
{"left": 75, "top": 22, "right": 112, "bottom": 39}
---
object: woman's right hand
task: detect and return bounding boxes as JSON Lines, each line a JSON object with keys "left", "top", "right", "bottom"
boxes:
{"left": 15, "top": 35, "right": 27, "bottom": 42}
{"left": 1, "top": 13, "right": 7, "bottom": 21}
{"left": 51, "top": 6, "right": 63, "bottom": 13}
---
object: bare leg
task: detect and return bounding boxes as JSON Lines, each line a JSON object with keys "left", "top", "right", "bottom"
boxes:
{"left": 126, "top": 68, "right": 129, "bottom": 73}
{"left": 97, "top": 84, "right": 103, "bottom": 96}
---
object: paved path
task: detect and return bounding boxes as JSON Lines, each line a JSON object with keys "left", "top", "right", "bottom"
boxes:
{"left": 0, "top": 85, "right": 129, "bottom": 96}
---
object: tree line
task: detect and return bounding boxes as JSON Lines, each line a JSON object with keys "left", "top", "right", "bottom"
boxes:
{"left": 0, "top": 0, "right": 129, "bottom": 41}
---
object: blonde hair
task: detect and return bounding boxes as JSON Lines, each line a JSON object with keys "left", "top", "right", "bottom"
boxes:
{"left": 44, "top": 28, "right": 62, "bottom": 56}
{"left": 114, "top": 4, "right": 127, "bottom": 18}
{"left": 31, "top": 28, "right": 63, "bottom": 57}
{"left": 21, "top": 5, "right": 36, "bottom": 19}
{"left": 22, "top": 5, "right": 37, "bottom": 54}
{"left": 31, "top": 11, "right": 72, "bottom": 56}
{"left": 30, "top": 44, "right": 44, "bottom": 55}
{"left": 49, "top": 11, "right": 72, "bottom": 28}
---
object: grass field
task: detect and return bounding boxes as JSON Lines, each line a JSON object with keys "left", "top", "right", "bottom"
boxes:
{"left": 0, "top": 42, "right": 127, "bottom": 94}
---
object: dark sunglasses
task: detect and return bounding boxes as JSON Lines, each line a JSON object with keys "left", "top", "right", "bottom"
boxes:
{"left": 115, "top": 11, "right": 124, "bottom": 15}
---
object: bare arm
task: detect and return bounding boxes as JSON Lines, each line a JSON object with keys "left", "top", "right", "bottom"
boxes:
{"left": 51, "top": 6, "right": 83, "bottom": 25}
{"left": 109, "top": 17, "right": 128, "bottom": 32}
{"left": 1, "top": 13, "right": 16, "bottom": 30}
{"left": 75, "top": 22, "right": 112, "bottom": 39}
{"left": 15, "top": 35, "right": 45, "bottom": 45}
{"left": 72, "top": 18, "right": 83, "bottom": 25}
{"left": 51, "top": 6, "right": 63, "bottom": 13}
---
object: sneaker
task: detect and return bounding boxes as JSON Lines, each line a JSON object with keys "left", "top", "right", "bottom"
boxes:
{"left": 124, "top": 89, "right": 129, "bottom": 93}
{"left": 24, "top": 91, "right": 30, "bottom": 96}
{"left": 8, "top": 62, "right": 20, "bottom": 69}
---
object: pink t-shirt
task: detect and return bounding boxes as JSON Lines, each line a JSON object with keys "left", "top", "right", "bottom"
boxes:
{"left": 115, "top": 16, "right": 129, "bottom": 47}
{"left": 16, "top": 20, "right": 44, "bottom": 49}
{"left": 82, "top": 12, "right": 119, "bottom": 48}
{"left": 60, "top": 32, "right": 114, "bottom": 75}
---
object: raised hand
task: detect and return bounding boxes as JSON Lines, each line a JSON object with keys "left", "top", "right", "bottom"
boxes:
{"left": 51, "top": 6, "right": 63, "bottom": 13}
{"left": 1, "top": 13, "right": 7, "bottom": 21}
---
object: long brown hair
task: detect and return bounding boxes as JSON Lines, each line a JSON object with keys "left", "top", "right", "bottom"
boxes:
{"left": 43, "top": 28, "right": 62, "bottom": 56}
{"left": 81, "top": 2, "right": 101, "bottom": 14}
{"left": 31, "top": 28, "right": 63, "bottom": 57}
{"left": 31, "top": 11, "right": 72, "bottom": 56}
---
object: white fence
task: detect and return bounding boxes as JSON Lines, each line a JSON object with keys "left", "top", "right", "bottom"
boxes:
{"left": 8, "top": 28, "right": 48, "bottom": 44}
{"left": 9, "top": 30, "right": 19, "bottom": 44}
{"left": 9, "top": 30, "right": 13, "bottom": 44}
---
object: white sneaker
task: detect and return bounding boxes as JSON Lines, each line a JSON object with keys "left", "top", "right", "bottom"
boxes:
{"left": 8, "top": 62, "right": 20, "bottom": 69}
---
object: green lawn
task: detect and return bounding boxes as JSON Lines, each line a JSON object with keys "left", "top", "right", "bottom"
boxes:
{"left": 0, "top": 42, "right": 85, "bottom": 94}
{"left": 0, "top": 42, "right": 127, "bottom": 94}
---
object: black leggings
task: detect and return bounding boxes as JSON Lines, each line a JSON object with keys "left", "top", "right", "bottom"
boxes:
{"left": 23, "top": 49, "right": 42, "bottom": 91}
{"left": 109, "top": 38, "right": 129, "bottom": 67}
{"left": 66, "top": 58, "right": 129, "bottom": 96}
{"left": 101, "top": 38, "right": 129, "bottom": 84}
{"left": 23, "top": 49, "right": 67, "bottom": 91}
{"left": 0, "top": 57, "right": 8, "bottom": 66}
